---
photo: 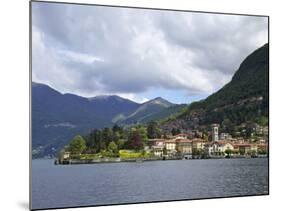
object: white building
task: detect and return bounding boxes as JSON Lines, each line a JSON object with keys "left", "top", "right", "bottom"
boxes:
{"left": 220, "top": 133, "right": 232, "bottom": 140}
{"left": 151, "top": 140, "right": 165, "bottom": 157}
{"left": 165, "top": 140, "right": 176, "bottom": 151}
{"left": 205, "top": 141, "right": 234, "bottom": 157}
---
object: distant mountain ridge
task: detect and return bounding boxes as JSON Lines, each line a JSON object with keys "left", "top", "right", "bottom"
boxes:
{"left": 32, "top": 82, "right": 181, "bottom": 157}
{"left": 87, "top": 95, "right": 140, "bottom": 122}
{"left": 120, "top": 97, "right": 181, "bottom": 124}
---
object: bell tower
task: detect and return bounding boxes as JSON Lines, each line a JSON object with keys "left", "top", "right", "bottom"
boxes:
{"left": 211, "top": 124, "right": 219, "bottom": 142}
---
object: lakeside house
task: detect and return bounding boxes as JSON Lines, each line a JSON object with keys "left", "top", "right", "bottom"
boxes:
{"left": 204, "top": 141, "right": 234, "bottom": 157}
{"left": 165, "top": 139, "right": 177, "bottom": 156}
{"left": 192, "top": 138, "right": 206, "bottom": 151}
{"left": 233, "top": 143, "right": 253, "bottom": 155}
{"left": 62, "top": 151, "right": 71, "bottom": 159}
{"left": 151, "top": 140, "right": 165, "bottom": 157}
{"left": 175, "top": 139, "right": 193, "bottom": 159}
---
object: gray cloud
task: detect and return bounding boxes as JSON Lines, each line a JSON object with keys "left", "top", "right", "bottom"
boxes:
{"left": 32, "top": 2, "right": 268, "bottom": 101}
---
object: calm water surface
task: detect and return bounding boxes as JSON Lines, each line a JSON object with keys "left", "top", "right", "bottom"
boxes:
{"left": 32, "top": 158, "right": 268, "bottom": 209}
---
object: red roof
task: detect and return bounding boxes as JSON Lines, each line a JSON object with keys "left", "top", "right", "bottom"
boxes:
{"left": 165, "top": 140, "right": 176, "bottom": 143}
{"left": 192, "top": 139, "right": 206, "bottom": 143}
{"left": 175, "top": 133, "right": 191, "bottom": 137}
{"left": 233, "top": 144, "right": 251, "bottom": 147}
{"left": 175, "top": 139, "right": 192, "bottom": 143}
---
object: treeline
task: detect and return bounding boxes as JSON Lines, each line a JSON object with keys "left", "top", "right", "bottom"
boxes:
{"left": 63, "top": 121, "right": 165, "bottom": 157}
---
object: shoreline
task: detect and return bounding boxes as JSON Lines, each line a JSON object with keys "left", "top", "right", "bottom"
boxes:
{"left": 54, "top": 155, "right": 268, "bottom": 165}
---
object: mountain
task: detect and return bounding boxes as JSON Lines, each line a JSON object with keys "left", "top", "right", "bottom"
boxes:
{"left": 120, "top": 97, "right": 175, "bottom": 124}
{"left": 162, "top": 43, "right": 269, "bottom": 132}
{"left": 32, "top": 82, "right": 110, "bottom": 157}
{"left": 88, "top": 95, "right": 139, "bottom": 122}
{"left": 32, "top": 83, "right": 178, "bottom": 157}
{"left": 138, "top": 104, "right": 187, "bottom": 123}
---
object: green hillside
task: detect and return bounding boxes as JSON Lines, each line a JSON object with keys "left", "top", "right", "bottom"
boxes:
{"left": 165, "top": 43, "right": 269, "bottom": 129}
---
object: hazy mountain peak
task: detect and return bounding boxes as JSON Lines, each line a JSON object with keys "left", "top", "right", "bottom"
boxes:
{"left": 88, "top": 95, "right": 112, "bottom": 101}
{"left": 144, "top": 97, "right": 174, "bottom": 108}
{"left": 88, "top": 95, "right": 138, "bottom": 104}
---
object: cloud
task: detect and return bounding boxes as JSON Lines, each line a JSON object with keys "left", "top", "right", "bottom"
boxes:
{"left": 58, "top": 50, "right": 104, "bottom": 64}
{"left": 31, "top": 2, "right": 268, "bottom": 102}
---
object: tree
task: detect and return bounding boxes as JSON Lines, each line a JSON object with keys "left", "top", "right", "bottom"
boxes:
{"left": 117, "top": 139, "right": 125, "bottom": 150}
{"left": 127, "top": 128, "right": 144, "bottom": 151}
{"left": 171, "top": 128, "right": 181, "bottom": 136}
{"left": 102, "top": 127, "right": 114, "bottom": 147}
{"left": 86, "top": 129, "right": 103, "bottom": 153}
{"left": 69, "top": 135, "right": 87, "bottom": 155}
{"left": 108, "top": 141, "right": 118, "bottom": 156}
{"left": 245, "top": 123, "right": 254, "bottom": 138}
{"left": 193, "top": 149, "right": 203, "bottom": 157}
{"left": 86, "top": 129, "right": 99, "bottom": 147}
{"left": 203, "top": 133, "right": 209, "bottom": 141}
{"left": 225, "top": 149, "right": 232, "bottom": 157}
{"left": 147, "top": 121, "right": 161, "bottom": 139}
{"left": 138, "top": 126, "right": 148, "bottom": 145}
{"left": 258, "top": 148, "right": 267, "bottom": 155}
{"left": 171, "top": 128, "right": 177, "bottom": 136}
{"left": 112, "top": 124, "right": 121, "bottom": 133}
{"left": 239, "top": 148, "right": 245, "bottom": 155}
{"left": 163, "top": 146, "right": 167, "bottom": 156}
{"left": 250, "top": 150, "right": 257, "bottom": 157}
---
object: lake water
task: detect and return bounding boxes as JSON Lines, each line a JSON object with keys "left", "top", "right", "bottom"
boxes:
{"left": 31, "top": 158, "right": 268, "bottom": 210}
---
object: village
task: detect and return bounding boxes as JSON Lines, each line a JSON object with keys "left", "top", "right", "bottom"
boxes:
{"left": 147, "top": 124, "right": 268, "bottom": 160}
{"left": 58, "top": 123, "right": 268, "bottom": 165}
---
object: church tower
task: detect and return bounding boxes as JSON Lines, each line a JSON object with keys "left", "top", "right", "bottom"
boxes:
{"left": 211, "top": 124, "right": 219, "bottom": 142}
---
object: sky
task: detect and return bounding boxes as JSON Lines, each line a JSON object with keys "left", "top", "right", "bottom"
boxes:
{"left": 32, "top": 2, "right": 268, "bottom": 104}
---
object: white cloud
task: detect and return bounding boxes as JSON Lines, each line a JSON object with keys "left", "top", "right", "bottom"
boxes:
{"left": 58, "top": 50, "right": 104, "bottom": 64}
{"left": 31, "top": 2, "right": 268, "bottom": 101}
{"left": 116, "top": 93, "right": 149, "bottom": 103}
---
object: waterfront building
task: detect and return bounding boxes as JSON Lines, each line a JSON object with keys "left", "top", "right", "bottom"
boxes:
{"left": 257, "top": 143, "right": 268, "bottom": 153}
{"left": 192, "top": 138, "right": 206, "bottom": 151}
{"left": 205, "top": 142, "right": 223, "bottom": 157}
{"left": 165, "top": 139, "right": 176, "bottom": 150}
{"left": 148, "top": 139, "right": 165, "bottom": 157}
{"left": 151, "top": 140, "right": 165, "bottom": 157}
{"left": 233, "top": 143, "right": 252, "bottom": 155}
{"left": 152, "top": 145, "right": 164, "bottom": 157}
{"left": 250, "top": 144, "right": 258, "bottom": 152}
{"left": 62, "top": 151, "right": 70, "bottom": 159}
{"left": 205, "top": 141, "right": 234, "bottom": 157}
{"left": 221, "top": 142, "right": 234, "bottom": 152}
{"left": 165, "top": 139, "right": 177, "bottom": 156}
{"left": 175, "top": 139, "right": 193, "bottom": 159}
{"left": 148, "top": 139, "right": 165, "bottom": 148}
